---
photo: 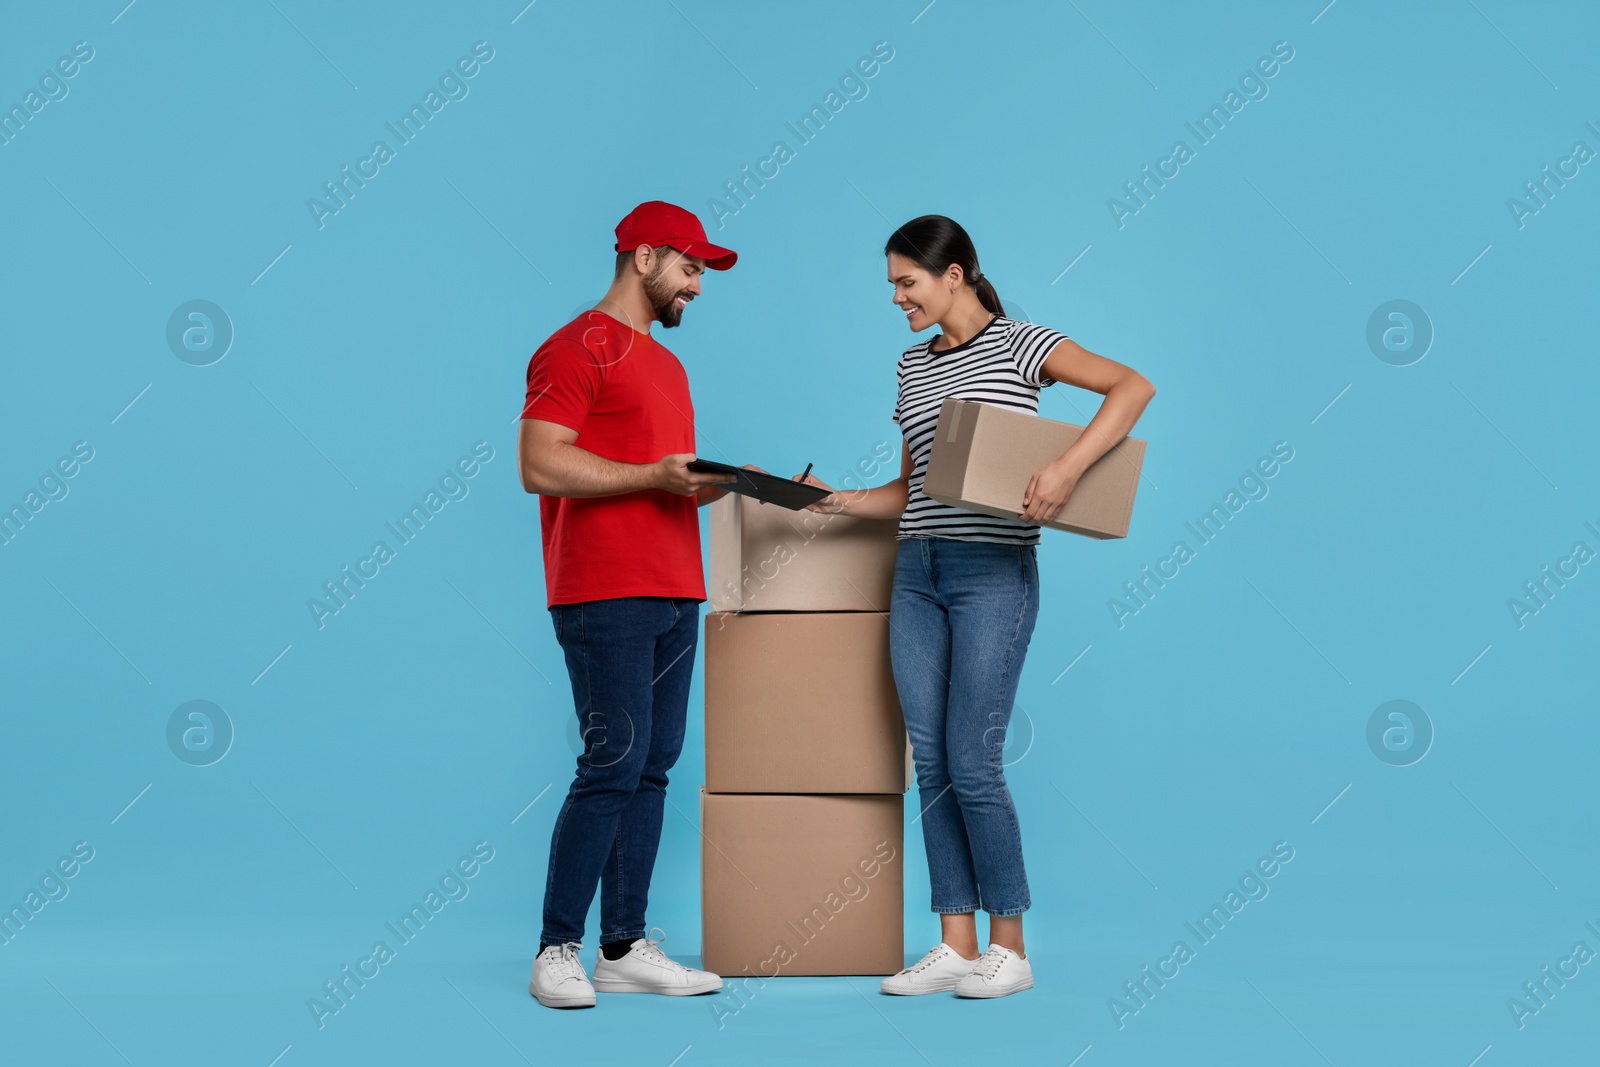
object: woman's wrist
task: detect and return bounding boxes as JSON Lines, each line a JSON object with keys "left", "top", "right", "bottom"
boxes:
{"left": 1050, "top": 453, "right": 1088, "bottom": 481}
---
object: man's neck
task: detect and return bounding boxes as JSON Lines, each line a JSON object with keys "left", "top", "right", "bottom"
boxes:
{"left": 592, "top": 285, "right": 655, "bottom": 335}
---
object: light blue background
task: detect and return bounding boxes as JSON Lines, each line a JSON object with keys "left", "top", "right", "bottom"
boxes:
{"left": 2, "top": 1, "right": 1596, "bottom": 1064}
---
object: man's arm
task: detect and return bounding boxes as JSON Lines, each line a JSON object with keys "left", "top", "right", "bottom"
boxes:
{"left": 518, "top": 418, "right": 732, "bottom": 498}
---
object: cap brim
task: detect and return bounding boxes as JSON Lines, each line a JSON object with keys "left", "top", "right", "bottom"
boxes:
{"left": 680, "top": 240, "right": 737, "bottom": 270}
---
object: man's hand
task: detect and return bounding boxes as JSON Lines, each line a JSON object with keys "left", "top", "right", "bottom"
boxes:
{"left": 695, "top": 463, "right": 766, "bottom": 507}
{"left": 1020, "top": 460, "right": 1081, "bottom": 524}
{"left": 655, "top": 453, "right": 737, "bottom": 497}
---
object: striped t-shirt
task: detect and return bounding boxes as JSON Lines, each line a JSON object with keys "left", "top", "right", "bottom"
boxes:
{"left": 893, "top": 315, "right": 1069, "bottom": 545}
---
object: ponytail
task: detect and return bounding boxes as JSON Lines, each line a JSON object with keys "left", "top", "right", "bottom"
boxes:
{"left": 884, "top": 215, "right": 1005, "bottom": 316}
{"left": 971, "top": 274, "right": 1004, "bottom": 316}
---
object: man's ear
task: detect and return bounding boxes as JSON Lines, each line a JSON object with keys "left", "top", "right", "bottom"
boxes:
{"left": 632, "top": 244, "right": 656, "bottom": 277}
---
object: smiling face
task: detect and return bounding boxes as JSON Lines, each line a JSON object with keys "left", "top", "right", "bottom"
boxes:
{"left": 643, "top": 247, "right": 706, "bottom": 328}
{"left": 888, "top": 252, "right": 956, "bottom": 332}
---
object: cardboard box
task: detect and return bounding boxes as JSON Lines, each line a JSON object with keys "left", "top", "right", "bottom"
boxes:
{"left": 708, "top": 492, "right": 899, "bottom": 613}
{"left": 705, "top": 611, "right": 910, "bottom": 794}
{"left": 701, "top": 790, "right": 903, "bottom": 977}
{"left": 923, "top": 398, "right": 1146, "bottom": 539}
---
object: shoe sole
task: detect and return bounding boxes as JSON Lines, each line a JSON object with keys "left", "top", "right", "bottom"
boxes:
{"left": 529, "top": 986, "right": 597, "bottom": 1008}
{"left": 880, "top": 978, "right": 963, "bottom": 995}
{"left": 954, "top": 976, "right": 1034, "bottom": 999}
{"left": 591, "top": 977, "right": 723, "bottom": 995}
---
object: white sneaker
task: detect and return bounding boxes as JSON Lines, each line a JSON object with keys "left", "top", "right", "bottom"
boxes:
{"left": 880, "top": 943, "right": 983, "bottom": 995}
{"left": 530, "top": 942, "right": 596, "bottom": 1008}
{"left": 953, "top": 944, "right": 1033, "bottom": 998}
{"left": 591, "top": 930, "right": 723, "bottom": 996}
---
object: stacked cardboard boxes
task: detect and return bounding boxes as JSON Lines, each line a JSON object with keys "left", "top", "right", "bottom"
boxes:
{"left": 700, "top": 494, "right": 908, "bottom": 977}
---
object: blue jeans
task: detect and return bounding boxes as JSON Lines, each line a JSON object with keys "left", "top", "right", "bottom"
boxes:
{"left": 890, "top": 537, "right": 1039, "bottom": 917}
{"left": 540, "top": 596, "right": 699, "bottom": 947}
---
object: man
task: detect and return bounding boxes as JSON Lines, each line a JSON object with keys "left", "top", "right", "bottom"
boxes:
{"left": 519, "top": 201, "right": 740, "bottom": 1009}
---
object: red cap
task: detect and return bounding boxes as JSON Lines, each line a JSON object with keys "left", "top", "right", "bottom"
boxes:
{"left": 614, "top": 201, "right": 737, "bottom": 270}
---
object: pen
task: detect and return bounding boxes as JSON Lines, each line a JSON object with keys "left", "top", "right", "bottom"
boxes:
{"left": 798, "top": 462, "right": 813, "bottom": 483}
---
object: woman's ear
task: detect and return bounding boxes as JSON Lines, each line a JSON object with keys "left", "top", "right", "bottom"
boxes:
{"left": 945, "top": 263, "right": 964, "bottom": 291}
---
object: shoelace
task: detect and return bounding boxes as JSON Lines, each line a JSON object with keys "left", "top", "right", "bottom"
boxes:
{"left": 545, "top": 941, "right": 585, "bottom": 981}
{"left": 906, "top": 945, "right": 951, "bottom": 974}
{"left": 971, "top": 947, "right": 1009, "bottom": 980}
{"left": 634, "top": 927, "right": 683, "bottom": 971}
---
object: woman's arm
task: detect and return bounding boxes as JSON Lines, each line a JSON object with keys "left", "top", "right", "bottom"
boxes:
{"left": 798, "top": 440, "right": 912, "bottom": 520}
{"left": 1020, "top": 339, "right": 1156, "bottom": 524}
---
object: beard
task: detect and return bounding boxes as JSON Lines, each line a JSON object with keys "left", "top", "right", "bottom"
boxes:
{"left": 644, "top": 265, "right": 693, "bottom": 328}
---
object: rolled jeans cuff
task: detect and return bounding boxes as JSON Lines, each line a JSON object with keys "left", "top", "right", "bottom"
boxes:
{"left": 932, "top": 904, "right": 980, "bottom": 915}
{"left": 984, "top": 902, "right": 1031, "bottom": 918}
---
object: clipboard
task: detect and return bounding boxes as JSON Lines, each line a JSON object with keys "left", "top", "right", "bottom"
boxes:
{"left": 688, "top": 458, "right": 830, "bottom": 511}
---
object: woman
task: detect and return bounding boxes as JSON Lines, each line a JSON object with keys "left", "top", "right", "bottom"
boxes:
{"left": 800, "top": 215, "right": 1155, "bottom": 998}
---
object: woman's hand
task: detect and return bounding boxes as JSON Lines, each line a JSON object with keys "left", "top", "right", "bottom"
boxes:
{"left": 796, "top": 471, "right": 849, "bottom": 514}
{"left": 1020, "top": 459, "right": 1080, "bottom": 524}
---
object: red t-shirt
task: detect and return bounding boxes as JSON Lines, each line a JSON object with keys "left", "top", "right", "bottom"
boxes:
{"left": 521, "top": 310, "right": 706, "bottom": 607}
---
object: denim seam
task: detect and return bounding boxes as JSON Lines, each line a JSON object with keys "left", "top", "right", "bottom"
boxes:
{"left": 979, "top": 549, "right": 1032, "bottom": 916}
{"left": 994, "top": 550, "right": 1027, "bottom": 762}
{"left": 612, "top": 816, "right": 626, "bottom": 932}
